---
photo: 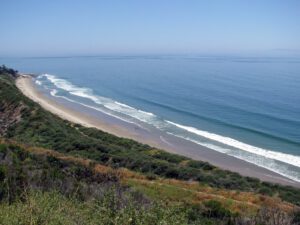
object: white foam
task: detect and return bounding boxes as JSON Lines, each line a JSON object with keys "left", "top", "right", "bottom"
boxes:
{"left": 50, "top": 89, "right": 58, "bottom": 96}
{"left": 43, "top": 74, "right": 99, "bottom": 102}
{"left": 167, "top": 132, "right": 300, "bottom": 183}
{"left": 55, "top": 95, "right": 140, "bottom": 126}
{"left": 115, "top": 101, "right": 135, "bottom": 109}
{"left": 166, "top": 121, "right": 300, "bottom": 168}
{"left": 35, "top": 80, "right": 42, "bottom": 85}
{"left": 43, "top": 74, "right": 159, "bottom": 126}
{"left": 103, "top": 102, "right": 156, "bottom": 124}
{"left": 138, "top": 110, "right": 155, "bottom": 116}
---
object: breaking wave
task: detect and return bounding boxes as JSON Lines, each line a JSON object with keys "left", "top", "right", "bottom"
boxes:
{"left": 166, "top": 121, "right": 300, "bottom": 168}
{"left": 36, "top": 73, "right": 300, "bottom": 182}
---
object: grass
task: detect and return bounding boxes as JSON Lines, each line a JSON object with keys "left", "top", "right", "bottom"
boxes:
{"left": 1, "top": 138, "right": 296, "bottom": 216}
{"left": 0, "top": 190, "right": 190, "bottom": 225}
{"left": 0, "top": 137, "right": 299, "bottom": 224}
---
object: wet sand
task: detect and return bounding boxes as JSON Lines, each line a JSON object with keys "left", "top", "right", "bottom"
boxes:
{"left": 16, "top": 75, "right": 300, "bottom": 188}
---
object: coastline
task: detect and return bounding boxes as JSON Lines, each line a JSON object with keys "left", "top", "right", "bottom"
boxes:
{"left": 16, "top": 75, "right": 300, "bottom": 188}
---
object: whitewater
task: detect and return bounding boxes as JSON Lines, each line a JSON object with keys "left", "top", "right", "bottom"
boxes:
{"left": 33, "top": 73, "right": 300, "bottom": 182}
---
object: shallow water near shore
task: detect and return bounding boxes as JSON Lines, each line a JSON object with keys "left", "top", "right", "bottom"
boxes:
{"left": 3, "top": 55, "right": 300, "bottom": 182}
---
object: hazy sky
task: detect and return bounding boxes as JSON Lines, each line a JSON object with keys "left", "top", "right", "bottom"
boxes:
{"left": 1, "top": 0, "right": 299, "bottom": 57}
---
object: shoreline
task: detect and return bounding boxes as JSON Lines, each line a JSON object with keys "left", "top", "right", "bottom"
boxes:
{"left": 16, "top": 75, "right": 300, "bottom": 188}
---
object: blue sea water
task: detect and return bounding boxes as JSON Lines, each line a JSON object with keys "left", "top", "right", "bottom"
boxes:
{"left": 2, "top": 55, "right": 300, "bottom": 181}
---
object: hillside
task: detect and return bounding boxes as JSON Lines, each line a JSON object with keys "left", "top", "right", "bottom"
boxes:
{"left": 0, "top": 139, "right": 299, "bottom": 224}
{"left": 0, "top": 66, "right": 300, "bottom": 224}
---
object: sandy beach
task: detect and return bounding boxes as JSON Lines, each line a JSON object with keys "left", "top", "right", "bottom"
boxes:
{"left": 16, "top": 75, "right": 300, "bottom": 188}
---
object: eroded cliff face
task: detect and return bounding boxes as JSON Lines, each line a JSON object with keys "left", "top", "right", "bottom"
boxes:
{"left": 0, "top": 70, "right": 25, "bottom": 136}
{"left": 0, "top": 101, "right": 25, "bottom": 136}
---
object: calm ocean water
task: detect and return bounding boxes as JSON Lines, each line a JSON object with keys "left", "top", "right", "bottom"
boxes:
{"left": 2, "top": 55, "right": 300, "bottom": 181}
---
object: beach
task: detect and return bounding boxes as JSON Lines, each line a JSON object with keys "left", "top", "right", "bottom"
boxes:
{"left": 16, "top": 75, "right": 300, "bottom": 187}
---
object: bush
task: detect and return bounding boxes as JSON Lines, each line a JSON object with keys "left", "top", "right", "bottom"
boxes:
{"left": 203, "top": 200, "right": 232, "bottom": 219}
{"left": 258, "top": 187, "right": 273, "bottom": 196}
{"left": 292, "top": 211, "right": 300, "bottom": 224}
{"left": 0, "top": 144, "right": 7, "bottom": 153}
{"left": 0, "top": 190, "right": 190, "bottom": 225}
{"left": 145, "top": 173, "right": 157, "bottom": 180}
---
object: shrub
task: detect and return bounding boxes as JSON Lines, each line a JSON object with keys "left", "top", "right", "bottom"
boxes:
{"left": 258, "top": 187, "right": 273, "bottom": 196}
{"left": 292, "top": 211, "right": 300, "bottom": 224}
{"left": 203, "top": 200, "right": 232, "bottom": 219}
{"left": 0, "top": 144, "right": 7, "bottom": 154}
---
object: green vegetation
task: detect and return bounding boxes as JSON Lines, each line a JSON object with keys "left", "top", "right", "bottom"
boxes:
{"left": 0, "top": 68, "right": 300, "bottom": 224}
{"left": 0, "top": 190, "right": 191, "bottom": 225}
{"left": 0, "top": 141, "right": 198, "bottom": 224}
{"left": 0, "top": 65, "right": 18, "bottom": 77}
{"left": 0, "top": 139, "right": 298, "bottom": 225}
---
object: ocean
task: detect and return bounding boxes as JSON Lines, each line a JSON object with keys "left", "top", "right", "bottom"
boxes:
{"left": 2, "top": 55, "right": 300, "bottom": 182}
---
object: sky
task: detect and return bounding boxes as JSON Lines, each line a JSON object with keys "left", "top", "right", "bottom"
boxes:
{"left": 0, "top": 0, "right": 299, "bottom": 57}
